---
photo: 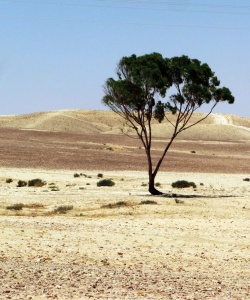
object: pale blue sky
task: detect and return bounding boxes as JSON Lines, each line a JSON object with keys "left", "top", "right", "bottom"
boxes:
{"left": 0, "top": 0, "right": 249, "bottom": 117}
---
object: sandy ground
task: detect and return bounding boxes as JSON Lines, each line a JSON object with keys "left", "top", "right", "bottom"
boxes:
{"left": 0, "top": 110, "right": 249, "bottom": 299}
{"left": 0, "top": 168, "right": 249, "bottom": 299}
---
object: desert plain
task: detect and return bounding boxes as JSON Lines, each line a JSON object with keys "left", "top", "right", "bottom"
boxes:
{"left": 0, "top": 110, "right": 249, "bottom": 299}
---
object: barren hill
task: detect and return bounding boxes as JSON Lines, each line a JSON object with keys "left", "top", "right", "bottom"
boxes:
{"left": 0, "top": 109, "right": 250, "bottom": 140}
{"left": 0, "top": 110, "right": 249, "bottom": 173}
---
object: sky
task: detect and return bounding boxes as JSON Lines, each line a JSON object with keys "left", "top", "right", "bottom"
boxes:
{"left": 0, "top": 0, "right": 249, "bottom": 117}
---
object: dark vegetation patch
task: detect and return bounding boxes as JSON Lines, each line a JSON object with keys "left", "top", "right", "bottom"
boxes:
{"left": 28, "top": 178, "right": 46, "bottom": 187}
{"left": 101, "top": 201, "right": 128, "bottom": 209}
{"left": 6, "top": 203, "right": 24, "bottom": 210}
{"left": 175, "top": 199, "right": 184, "bottom": 204}
{"left": 17, "top": 180, "right": 27, "bottom": 187}
{"left": 97, "top": 179, "right": 115, "bottom": 187}
{"left": 140, "top": 200, "right": 158, "bottom": 205}
{"left": 6, "top": 203, "right": 45, "bottom": 210}
{"left": 172, "top": 180, "right": 197, "bottom": 189}
{"left": 53, "top": 205, "right": 73, "bottom": 214}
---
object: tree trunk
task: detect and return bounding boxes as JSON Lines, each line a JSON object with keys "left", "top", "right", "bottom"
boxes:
{"left": 148, "top": 173, "right": 163, "bottom": 195}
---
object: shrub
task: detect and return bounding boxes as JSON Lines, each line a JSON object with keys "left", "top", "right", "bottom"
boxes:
{"left": 48, "top": 184, "right": 59, "bottom": 191}
{"left": 17, "top": 180, "right": 27, "bottom": 187}
{"left": 175, "top": 199, "right": 184, "bottom": 204}
{"left": 102, "top": 201, "right": 128, "bottom": 209}
{"left": 25, "top": 203, "right": 45, "bottom": 209}
{"left": 140, "top": 200, "right": 157, "bottom": 205}
{"left": 6, "top": 203, "right": 24, "bottom": 210}
{"left": 74, "top": 173, "right": 80, "bottom": 178}
{"left": 155, "top": 182, "right": 161, "bottom": 187}
{"left": 97, "top": 179, "right": 115, "bottom": 187}
{"left": 97, "top": 173, "right": 103, "bottom": 178}
{"left": 28, "top": 178, "right": 46, "bottom": 187}
{"left": 171, "top": 180, "right": 196, "bottom": 189}
{"left": 54, "top": 205, "right": 73, "bottom": 214}
{"left": 6, "top": 178, "right": 13, "bottom": 183}
{"left": 243, "top": 178, "right": 250, "bottom": 182}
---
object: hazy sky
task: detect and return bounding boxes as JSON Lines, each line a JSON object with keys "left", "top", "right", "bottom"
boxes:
{"left": 0, "top": 0, "right": 249, "bottom": 117}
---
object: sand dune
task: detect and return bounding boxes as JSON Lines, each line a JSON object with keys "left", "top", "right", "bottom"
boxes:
{"left": 0, "top": 110, "right": 122, "bottom": 134}
{"left": 0, "top": 110, "right": 249, "bottom": 141}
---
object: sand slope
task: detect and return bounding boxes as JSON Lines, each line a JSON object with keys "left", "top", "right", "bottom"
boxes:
{"left": 0, "top": 110, "right": 249, "bottom": 173}
{"left": 0, "top": 110, "right": 249, "bottom": 140}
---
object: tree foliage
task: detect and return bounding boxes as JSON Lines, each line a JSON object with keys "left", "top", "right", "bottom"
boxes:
{"left": 102, "top": 53, "right": 234, "bottom": 195}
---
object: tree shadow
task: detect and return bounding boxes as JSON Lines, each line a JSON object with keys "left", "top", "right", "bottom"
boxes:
{"left": 160, "top": 193, "right": 238, "bottom": 199}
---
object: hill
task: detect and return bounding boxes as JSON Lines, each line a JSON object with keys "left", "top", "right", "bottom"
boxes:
{"left": 0, "top": 110, "right": 249, "bottom": 173}
{"left": 0, "top": 109, "right": 250, "bottom": 141}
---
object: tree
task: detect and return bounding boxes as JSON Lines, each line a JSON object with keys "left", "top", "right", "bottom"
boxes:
{"left": 102, "top": 53, "right": 234, "bottom": 195}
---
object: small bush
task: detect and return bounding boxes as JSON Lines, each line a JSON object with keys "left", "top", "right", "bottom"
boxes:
{"left": 141, "top": 183, "right": 147, "bottom": 187}
{"left": 243, "top": 178, "right": 250, "bottom": 182}
{"left": 48, "top": 184, "right": 59, "bottom": 191}
{"left": 97, "top": 173, "right": 103, "bottom": 178}
{"left": 172, "top": 180, "right": 196, "bottom": 189}
{"left": 155, "top": 182, "right": 161, "bottom": 187}
{"left": 97, "top": 179, "right": 115, "bottom": 187}
{"left": 28, "top": 178, "right": 46, "bottom": 187}
{"left": 54, "top": 205, "right": 73, "bottom": 214}
{"left": 6, "top": 178, "right": 13, "bottom": 183}
{"left": 49, "top": 183, "right": 57, "bottom": 188}
{"left": 102, "top": 201, "right": 128, "bottom": 209}
{"left": 140, "top": 200, "right": 157, "bottom": 205}
{"left": 6, "top": 203, "right": 24, "bottom": 210}
{"left": 175, "top": 199, "right": 184, "bottom": 204}
{"left": 25, "top": 203, "right": 45, "bottom": 209}
{"left": 74, "top": 173, "right": 80, "bottom": 178}
{"left": 17, "top": 180, "right": 27, "bottom": 187}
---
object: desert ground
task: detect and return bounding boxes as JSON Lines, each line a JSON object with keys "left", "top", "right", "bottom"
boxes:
{"left": 0, "top": 110, "right": 249, "bottom": 299}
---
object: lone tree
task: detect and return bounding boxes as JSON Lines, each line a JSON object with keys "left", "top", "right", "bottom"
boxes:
{"left": 102, "top": 53, "right": 234, "bottom": 195}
